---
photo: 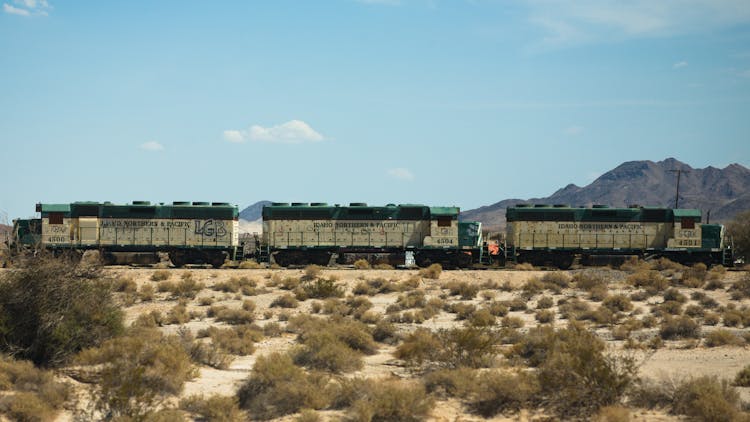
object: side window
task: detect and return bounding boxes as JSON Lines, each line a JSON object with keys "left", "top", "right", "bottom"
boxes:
{"left": 49, "top": 213, "right": 63, "bottom": 224}
{"left": 437, "top": 217, "right": 451, "bottom": 227}
{"left": 681, "top": 218, "right": 695, "bottom": 229}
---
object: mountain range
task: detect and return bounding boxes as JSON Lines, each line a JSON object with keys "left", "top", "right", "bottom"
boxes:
{"left": 461, "top": 158, "right": 750, "bottom": 230}
{"left": 239, "top": 158, "right": 750, "bottom": 232}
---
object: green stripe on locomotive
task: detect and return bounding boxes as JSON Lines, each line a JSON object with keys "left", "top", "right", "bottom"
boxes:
{"left": 262, "top": 203, "right": 457, "bottom": 221}
{"left": 458, "top": 221, "right": 482, "bottom": 248}
{"left": 38, "top": 201, "right": 239, "bottom": 220}
{"left": 506, "top": 205, "right": 701, "bottom": 223}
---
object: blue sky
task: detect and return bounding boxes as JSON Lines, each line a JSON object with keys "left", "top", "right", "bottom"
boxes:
{"left": 1, "top": 0, "right": 749, "bottom": 221}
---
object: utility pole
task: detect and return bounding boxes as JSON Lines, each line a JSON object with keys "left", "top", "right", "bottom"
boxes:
{"left": 669, "top": 169, "right": 690, "bottom": 208}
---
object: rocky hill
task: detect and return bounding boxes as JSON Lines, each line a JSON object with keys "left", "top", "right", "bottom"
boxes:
{"left": 239, "top": 201, "right": 272, "bottom": 221}
{"left": 462, "top": 158, "right": 750, "bottom": 230}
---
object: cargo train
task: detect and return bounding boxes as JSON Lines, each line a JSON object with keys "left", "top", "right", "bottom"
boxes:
{"left": 5, "top": 201, "right": 734, "bottom": 268}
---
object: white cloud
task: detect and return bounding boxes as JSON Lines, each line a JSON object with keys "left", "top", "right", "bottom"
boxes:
{"left": 223, "top": 130, "right": 245, "bottom": 143}
{"left": 673, "top": 61, "right": 688, "bottom": 69}
{"left": 524, "top": 0, "right": 750, "bottom": 47}
{"left": 223, "top": 120, "right": 325, "bottom": 144}
{"left": 140, "top": 141, "right": 164, "bottom": 151}
{"left": 386, "top": 168, "right": 414, "bottom": 181}
{"left": 564, "top": 125, "right": 584, "bottom": 135}
{"left": 3, "top": 3, "right": 29, "bottom": 15}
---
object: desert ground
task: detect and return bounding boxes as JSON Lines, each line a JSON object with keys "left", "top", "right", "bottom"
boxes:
{"left": 2, "top": 260, "right": 750, "bottom": 421}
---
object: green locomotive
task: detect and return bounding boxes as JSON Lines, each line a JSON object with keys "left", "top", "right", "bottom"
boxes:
{"left": 505, "top": 204, "right": 733, "bottom": 268}
{"left": 8, "top": 201, "right": 239, "bottom": 267}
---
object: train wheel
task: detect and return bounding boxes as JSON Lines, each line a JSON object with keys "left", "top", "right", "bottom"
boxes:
{"left": 169, "top": 251, "right": 187, "bottom": 268}
{"left": 208, "top": 251, "right": 227, "bottom": 268}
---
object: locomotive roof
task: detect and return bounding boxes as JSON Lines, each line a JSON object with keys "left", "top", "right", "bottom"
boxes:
{"left": 263, "top": 203, "right": 459, "bottom": 220}
{"left": 36, "top": 201, "right": 239, "bottom": 219}
{"left": 506, "top": 205, "right": 702, "bottom": 223}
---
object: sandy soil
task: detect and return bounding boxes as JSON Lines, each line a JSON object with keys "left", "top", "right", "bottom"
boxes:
{"left": 3, "top": 264, "right": 746, "bottom": 421}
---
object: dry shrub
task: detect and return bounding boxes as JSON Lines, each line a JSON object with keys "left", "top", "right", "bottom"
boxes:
{"left": 602, "top": 294, "right": 633, "bottom": 313}
{"left": 372, "top": 320, "right": 399, "bottom": 344}
{"left": 114, "top": 277, "right": 138, "bottom": 293}
{"left": 659, "top": 316, "right": 700, "bottom": 340}
{"left": 466, "top": 370, "right": 540, "bottom": 417}
{"left": 672, "top": 376, "right": 742, "bottom": 422}
{"left": 352, "top": 281, "right": 377, "bottom": 296}
{"left": 651, "top": 257, "right": 684, "bottom": 272}
{"left": 730, "top": 273, "right": 750, "bottom": 300}
{"left": 150, "top": 270, "right": 171, "bottom": 281}
{"left": 588, "top": 285, "right": 609, "bottom": 302}
{"left": 620, "top": 257, "right": 650, "bottom": 272}
{"left": 290, "top": 316, "right": 376, "bottom": 373}
{"left": 296, "top": 409, "right": 321, "bottom": 422}
{"left": 353, "top": 259, "right": 371, "bottom": 269}
{"left": 346, "top": 379, "right": 434, "bottom": 422}
{"left": 683, "top": 262, "right": 708, "bottom": 282}
{"left": 205, "top": 325, "right": 262, "bottom": 355}
{"left": 0, "top": 357, "right": 70, "bottom": 420}
{"left": 536, "top": 295, "right": 554, "bottom": 309}
{"left": 237, "top": 352, "right": 329, "bottom": 419}
{"left": 238, "top": 260, "right": 262, "bottom": 269}
{"left": 502, "top": 297, "right": 527, "bottom": 311}
{"left": 302, "top": 265, "right": 323, "bottom": 281}
{"left": 422, "top": 367, "right": 477, "bottom": 398}
{"left": 139, "top": 284, "right": 155, "bottom": 302}
{"left": 0, "top": 258, "right": 124, "bottom": 366}
{"left": 627, "top": 270, "right": 669, "bottom": 291}
{"left": 536, "top": 323, "right": 637, "bottom": 418}
{"left": 535, "top": 310, "right": 554, "bottom": 323}
{"left": 722, "top": 309, "right": 744, "bottom": 327}
{"left": 542, "top": 271, "right": 571, "bottom": 288}
{"left": 704, "top": 278, "right": 725, "bottom": 290}
{"left": 396, "top": 326, "right": 500, "bottom": 369}
{"left": 704, "top": 329, "right": 745, "bottom": 347}
{"left": 214, "top": 307, "right": 255, "bottom": 325}
{"left": 374, "top": 263, "right": 394, "bottom": 270}
{"left": 75, "top": 327, "right": 196, "bottom": 420}
{"left": 444, "top": 280, "right": 479, "bottom": 299}
{"left": 573, "top": 271, "right": 607, "bottom": 291}
{"left": 166, "top": 303, "right": 191, "bottom": 324}
{"left": 734, "top": 364, "right": 750, "bottom": 387}
{"left": 521, "top": 277, "right": 545, "bottom": 295}
{"left": 271, "top": 293, "right": 299, "bottom": 308}
{"left": 486, "top": 301, "right": 509, "bottom": 317}
{"left": 180, "top": 394, "right": 244, "bottom": 421}
{"left": 419, "top": 263, "right": 442, "bottom": 279}
{"left": 300, "top": 277, "right": 344, "bottom": 299}
{"left": 663, "top": 288, "right": 687, "bottom": 303}
{"left": 166, "top": 277, "right": 204, "bottom": 299}
{"left": 468, "top": 308, "right": 496, "bottom": 327}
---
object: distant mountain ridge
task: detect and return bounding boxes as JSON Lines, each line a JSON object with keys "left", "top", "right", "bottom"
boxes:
{"left": 461, "top": 158, "right": 750, "bottom": 230}
{"left": 239, "top": 201, "right": 272, "bottom": 221}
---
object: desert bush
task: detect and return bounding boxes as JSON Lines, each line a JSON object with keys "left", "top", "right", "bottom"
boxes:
{"left": 271, "top": 293, "right": 299, "bottom": 308}
{"left": 536, "top": 295, "right": 554, "bottom": 309}
{"left": 521, "top": 277, "right": 545, "bottom": 295}
{"left": 207, "top": 325, "right": 261, "bottom": 355}
{"left": 734, "top": 364, "right": 750, "bottom": 387}
{"left": 139, "top": 284, "right": 155, "bottom": 302}
{"left": 704, "top": 329, "right": 745, "bottom": 347}
{"left": 296, "top": 409, "right": 321, "bottom": 422}
{"left": 444, "top": 280, "right": 479, "bottom": 299}
{"left": 0, "top": 356, "right": 70, "bottom": 420}
{"left": 672, "top": 376, "right": 742, "bottom": 422}
{"left": 0, "top": 258, "right": 124, "bottom": 366}
{"left": 535, "top": 309, "right": 555, "bottom": 323}
{"left": 660, "top": 316, "right": 700, "bottom": 340}
{"left": 114, "top": 277, "right": 138, "bottom": 293}
{"left": 501, "top": 315, "right": 524, "bottom": 329}
{"left": 396, "top": 326, "right": 500, "bottom": 369}
{"left": 302, "top": 265, "right": 323, "bottom": 281}
{"left": 730, "top": 273, "right": 750, "bottom": 300}
{"left": 503, "top": 297, "right": 528, "bottom": 311}
{"left": 663, "top": 288, "right": 687, "bottom": 303}
{"left": 628, "top": 270, "right": 669, "bottom": 291}
{"left": 602, "top": 294, "right": 633, "bottom": 313}
{"left": 393, "top": 290, "right": 426, "bottom": 311}
{"left": 214, "top": 278, "right": 241, "bottom": 293}
{"left": 573, "top": 271, "right": 607, "bottom": 291}
{"left": 300, "top": 277, "right": 344, "bottom": 299}
{"left": 722, "top": 309, "right": 744, "bottom": 327}
{"left": 656, "top": 300, "right": 683, "bottom": 316}
{"left": 293, "top": 332, "right": 364, "bottom": 373}
{"left": 238, "top": 259, "right": 263, "bottom": 269}
{"left": 486, "top": 301, "right": 509, "bottom": 317}
{"left": 372, "top": 320, "right": 399, "bottom": 344}
{"left": 166, "top": 303, "right": 191, "bottom": 324}
{"left": 542, "top": 271, "right": 571, "bottom": 288}
{"left": 347, "top": 379, "right": 434, "bottom": 422}
{"left": 75, "top": 327, "right": 196, "bottom": 419}
{"left": 167, "top": 277, "right": 204, "bottom": 299}
{"left": 536, "top": 323, "right": 637, "bottom": 418}
{"left": 353, "top": 259, "right": 371, "bottom": 269}
{"left": 352, "top": 281, "right": 377, "bottom": 296}
{"left": 151, "top": 270, "right": 171, "bottom": 281}
{"left": 422, "top": 367, "right": 477, "bottom": 398}
{"left": 181, "top": 394, "right": 244, "bottom": 421}
{"left": 685, "top": 304, "right": 706, "bottom": 318}
{"left": 468, "top": 308, "right": 496, "bottom": 327}
{"left": 418, "top": 263, "right": 442, "bottom": 279}
{"left": 466, "top": 370, "right": 540, "bottom": 417}
{"left": 237, "top": 352, "right": 329, "bottom": 419}
{"left": 513, "top": 262, "right": 535, "bottom": 270}
{"left": 558, "top": 298, "right": 591, "bottom": 320}
{"left": 216, "top": 308, "right": 255, "bottom": 325}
